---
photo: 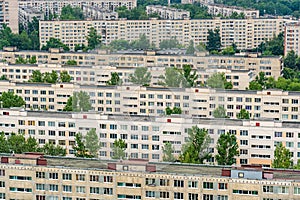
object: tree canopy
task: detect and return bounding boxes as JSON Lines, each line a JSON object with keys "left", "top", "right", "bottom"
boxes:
{"left": 87, "top": 27, "right": 101, "bottom": 50}
{"left": 179, "top": 127, "right": 211, "bottom": 164}
{"left": 41, "top": 38, "right": 69, "bottom": 51}
{"left": 213, "top": 106, "right": 228, "bottom": 118}
{"left": 112, "top": 139, "right": 127, "bottom": 160}
{"left": 206, "top": 29, "right": 221, "bottom": 53}
{"left": 129, "top": 67, "right": 152, "bottom": 86}
{"left": 165, "top": 107, "right": 182, "bottom": 115}
{"left": 85, "top": 128, "right": 100, "bottom": 157}
{"left": 66, "top": 91, "right": 92, "bottom": 112}
{"left": 159, "top": 38, "right": 182, "bottom": 49}
{"left": 107, "top": 72, "right": 122, "bottom": 86}
{"left": 0, "top": 92, "right": 25, "bottom": 108}
{"left": 206, "top": 72, "right": 233, "bottom": 89}
{"left": 29, "top": 70, "right": 71, "bottom": 83}
{"left": 73, "top": 133, "right": 93, "bottom": 158}
{"left": 60, "top": 5, "right": 84, "bottom": 20}
{"left": 162, "top": 142, "right": 176, "bottom": 162}
{"left": 272, "top": 142, "right": 292, "bottom": 168}
{"left": 237, "top": 109, "right": 250, "bottom": 119}
{"left": 215, "top": 132, "right": 239, "bottom": 165}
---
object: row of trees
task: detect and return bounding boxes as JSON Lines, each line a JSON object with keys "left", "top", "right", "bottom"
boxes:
{"left": 0, "top": 132, "right": 66, "bottom": 156}
{"left": 29, "top": 70, "right": 71, "bottom": 83}
{"left": 63, "top": 91, "right": 92, "bottom": 112}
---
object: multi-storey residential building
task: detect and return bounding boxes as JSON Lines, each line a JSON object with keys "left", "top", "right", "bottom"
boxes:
{"left": 18, "top": 0, "right": 136, "bottom": 16}
{"left": 284, "top": 22, "right": 300, "bottom": 56}
{"left": 82, "top": 5, "right": 118, "bottom": 20}
{"left": 201, "top": 3, "right": 259, "bottom": 18}
{"left": 0, "top": 62, "right": 256, "bottom": 89}
{"left": 38, "top": 17, "right": 292, "bottom": 50}
{"left": 2, "top": 109, "right": 300, "bottom": 166}
{"left": 1, "top": 154, "right": 300, "bottom": 200}
{"left": 1, "top": 83, "right": 300, "bottom": 121}
{"left": 146, "top": 5, "right": 190, "bottom": 20}
{"left": 0, "top": 0, "right": 18, "bottom": 33}
{"left": 19, "top": 6, "right": 44, "bottom": 29}
{"left": 0, "top": 49, "right": 282, "bottom": 80}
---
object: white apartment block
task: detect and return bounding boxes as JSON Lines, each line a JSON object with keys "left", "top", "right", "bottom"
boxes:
{"left": 0, "top": 49, "right": 282, "bottom": 80}
{"left": 1, "top": 108, "right": 300, "bottom": 167}
{"left": 146, "top": 5, "right": 190, "bottom": 20}
{"left": 0, "top": 62, "right": 256, "bottom": 90}
{"left": 18, "top": 0, "right": 136, "bottom": 16}
{"left": 39, "top": 18, "right": 292, "bottom": 50}
{"left": 202, "top": 3, "right": 260, "bottom": 18}
{"left": 0, "top": 0, "right": 18, "bottom": 33}
{"left": 82, "top": 5, "right": 118, "bottom": 20}
{"left": 0, "top": 82, "right": 300, "bottom": 121}
{"left": 19, "top": 6, "right": 44, "bottom": 29}
{"left": 284, "top": 22, "right": 300, "bottom": 56}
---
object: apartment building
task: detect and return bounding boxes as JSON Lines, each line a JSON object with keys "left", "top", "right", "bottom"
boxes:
{"left": 38, "top": 17, "right": 291, "bottom": 50}
{"left": 2, "top": 108, "right": 300, "bottom": 166}
{"left": 284, "top": 22, "right": 300, "bottom": 56}
{"left": 1, "top": 154, "right": 300, "bottom": 200}
{"left": 146, "top": 5, "right": 190, "bottom": 20}
{"left": 18, "top": 0, "right": 136, "bottom": 17}
{"left": 201, "top": 3, "right": 259, "bottom": 18}
{"left": 82, "top": 5, "right": 118, "bottom": 20}
{"left": 1, "top": 83, "right": 300, "bottom": 121}
{"left": 0, "top": 49, "right": 282, "bottom": 80}
{"left": 19, "top": 6, "right": 44, "bottom": 29}
{"left": 0, "top": 0, "right": 18, "bottom": 33}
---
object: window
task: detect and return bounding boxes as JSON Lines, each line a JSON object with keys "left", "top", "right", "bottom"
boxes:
{"left": 218, "top": 183, "right": 228, "bottom": 190}
{"left": 240, "top": 130, "right": 248, "bottom": 136}
{"left": 0, "top": 182, "right": 5, "bottom": 188}
{"left": 294, "top": 187, "right": 300, "bottom": 194}
{"left": 76, "top": 174, "right": 85, "bottom": 181}
{"left": 146, "top": 191, "right": 155, "bottom": 198}
{"left": 217, "top": 195, "right": 228, "bottom": 200}
{"left": 152, "top": 135, "right": 159, "bottom": 141}
{"left": 62, "top": 173, "right": 72, "bottom": 180}
{"left": 188, "top": 193, "right": 198, "bottom": 200}
{"left": 232, "top": 190, "right": 258, "bottom": 195}
{"left": 278, "top": 186, "right": 289, "bottom": 194}
{"left": 240, "top": 140, "right": 248, "bottom": 146}
{"left": 48, "top": 121, "right": 55, "bottom": 127}
{"left": 159, "top": 179, "right": 169, "bottom": 186}
{"left": 90, "top": 175, "right": 99, "bottom": 182}
{"left": 275, "top": 132, "right": 282, "bottom": 137}
{"left": 36, "top": 172, "right": 45, "bottom": 178}
{"left": 203, "top": 194, "right": 213, "bottom": 200}
{"left": 263, "top": 186, "right": 274, "bottom": 193}
{"left": 286, "top": 132, "right": 294, "bottom": 138}
{"left": 49, "top": 184, "right": 58, "bottom": 191}
{"left": 76, "top": 186, "right": 85, "bottom": 193}
{"left": 103, "top": 188, "right": 113, "bottom": 195}
{"left": 203, "top": 182, "right": 213, "bottom": 189}
{"left": 142, "top": 135, "right": 149, "bottom": 140}
{"left": 174, "top": 180, "right": 184, "bottom": 187}
{"left": 90, "top": 187, "right": 100, "bottom": 194}
{"left": 174, "top": 192, "right": 184, "bottom": 199}
{"left": 49, "top": 173, "right": 58, "bottom": 179}
{"left": 63, "top": 185, "right": 72, "bottom": 192}
{"left": 36, "top": 184, "right": 45, "bottom": 192}
{"left": 188, "top": 181, "right": 198, "bottom": 188}
{"left": 104, "top": 176, "right": 113, "bottom": 182}
{"left": 160, "top": 192, "right": 169, "bottom": 198}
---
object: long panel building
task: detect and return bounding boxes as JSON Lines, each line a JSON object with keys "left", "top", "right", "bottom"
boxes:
{"left": 1, "top": 108, "right": 300, "bottom": 167}
{"left": 0, "top": 83, "right": 299, "bottom": 121}
{"left": 0, "top": 0, "right": 19, "bottom": 33}
{"left": 1, "top": 154, "right": 300, "bottom": 200}
{"left": 39, "top": 17, "right": 292, "bottom": 50}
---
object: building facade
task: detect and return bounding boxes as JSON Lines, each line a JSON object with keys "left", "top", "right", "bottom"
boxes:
{"left": 0, "top": 83, "right": 299, "bottom": 121}
{"left": 1, "top": 154, "right": 300, "bottom": 200}
{"left": 1, "top": 108, "right": 300, "bottom": 166}
{"left": 0, "top": 49, "right": 282, "bottom": 81}
{"left": 18, "top": 0, "right": 136, "bottom": 17}
{"left": 284, "top": 22, "right": 300, "bottom": 56}
{"left": 146, "top": 5, "right": 190, "bottom": 20}
{"left": 38, "top": 17, "right": 292, "bottom": 50}
{"left": 82, "top": 5, "right": 118, "bottom": 20}
{"left": 0, "top": 0, "right": 19, "bottom": 33}
{"left": 19, "top": 6, "right": 44, "bottom": 30}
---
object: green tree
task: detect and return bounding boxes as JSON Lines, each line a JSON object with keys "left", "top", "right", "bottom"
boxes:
{"left": 29, "top": 70, "right": 43, "bottom": 82}
{"left": 28, "top": 56, "right": 37, "bottom": 64}
{"left": 222, "top": 45, "right": 236, "bottom": 55}
{"left": 186, "top": 40, "right": 195, "bottom": 55}
{"left": 272, "top": 142, "right": 292, "bottom": 169}
{"left": 237, "top": 109, "right": 250, "bottom": 119}
{"left": 284, "top": 50, "right": 298, "bottom": 70}
{"left": 130, "top": 34, "right": 151, "bottom": 50}
{"left": 41, "top": 38, "right": 69, "bottom": 51}
{"left": 213, "top": 106, "right": 227, "bottom": 118}
{"left": 0, "top": 92, "right": 25, "bottom": 108}
{"left": 66, "top": 60, "right": 77, "bottom": 65}
{"left": 63, "top": 96, "right": 73, "bottom": 111}
{"left": 180, "top": 65, "right": 198, "bottom": 88}
{"left": 206, "top": 72, "right": 232, "bottom": 89}
{"left": 0, "top": 75, "right": 7, "bottom": 80}
{"left": 24, "top": 136, "right": 39, "bottom": 152}
{"left": 129, "top": 67, "right": 152, "bottom": 86}
{"left": 206, "top": 29, "right": 221, "bottom": 52}
{"left": 85, "top": 128, "right": 100, "bottom": 157}
{"left": 8, "top": 133, "right": 26, "bottom": 154}
{"left": 60, "top": 5, "right": 84, "bottom": 20}
{"left": 215, "top": 132, "right": 239, "bottom": 165}
{"left": 165, "top": 107, "right": 182, "bottom": 115}
{"left": 158, "top": 68, "right": 182, "bottom": 87}
{"left": 16, "top": 56, "right": 27, "bottom": 64}
{"left": 0, "top": 132, "right": 9, "bottom": 153}
{"left": 248, "top": 81, "right": 263, "bottom": 90}
{"left": 107, "top": 72, "right": 122, "bottom": 86}
{"left": 112, "top": 139, "right": 127, "bottom": 160}
{"left": 40, "top": 142, "right": 66, "bottom": 156}
{"left": 72, "top": 91, "right": 92, "bottom": 112}
{"left": 162, "top": 142, "right": 176, "bottom": 162}
{"left": 73, "top": 133, "right": 92, "bottom": 158}
{"left": 87, "top": 27, "right": 101, "bottom": 50}
{"left": 179, "top": 126, "right": 211, "bottom": 164}
{"left": 159, "top": 38, "right": 181, "bottom": 49}
{"left": 109, "top": 39, "right": 130, "bottom": 50}
{"left": 60, "top": 71, "right": 71, "bottom": 82}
